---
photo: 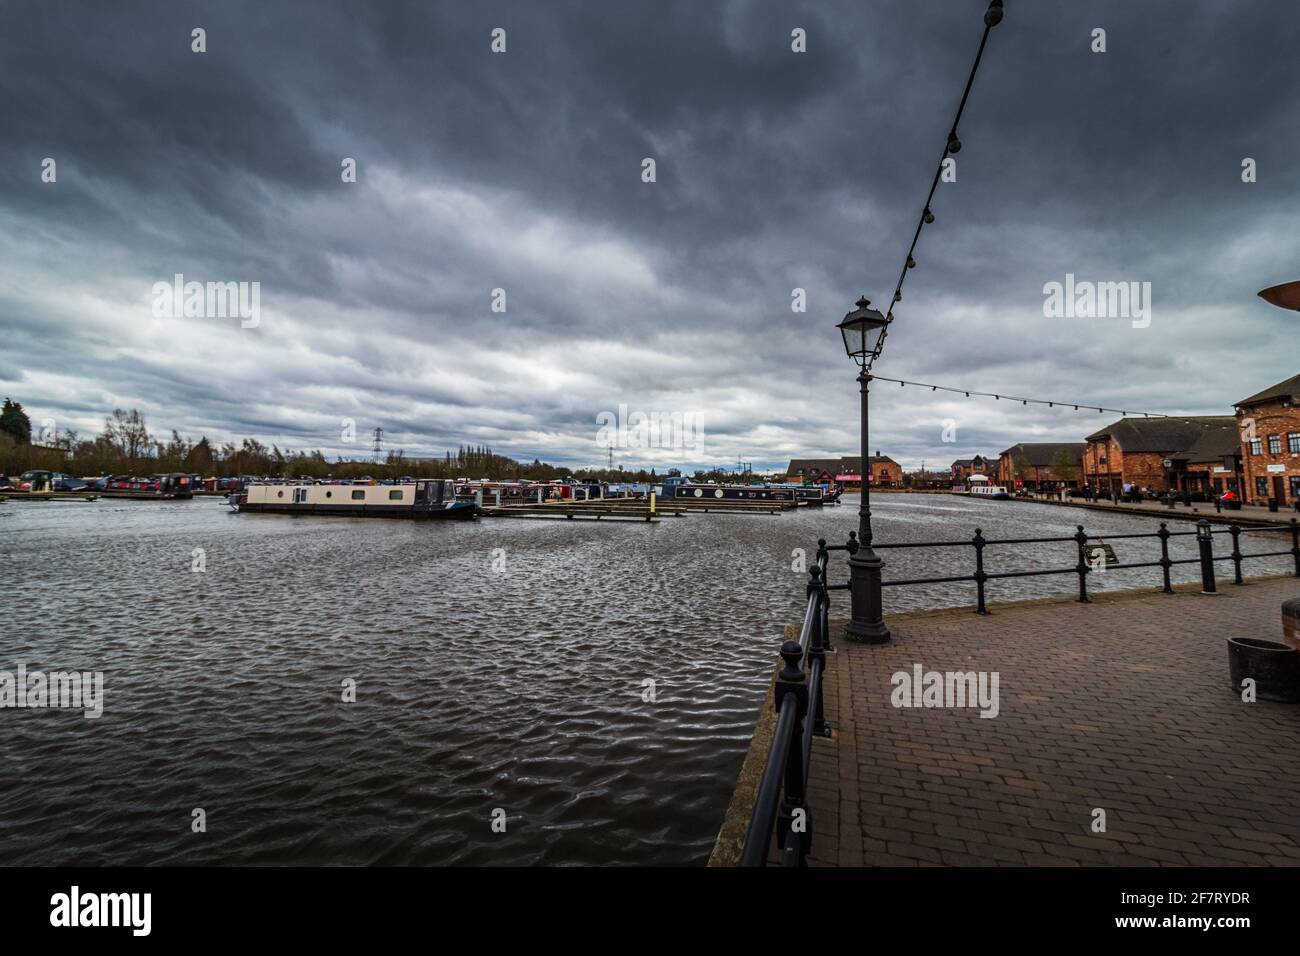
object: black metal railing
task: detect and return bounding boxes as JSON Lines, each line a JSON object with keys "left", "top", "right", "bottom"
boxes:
{"left": 740, "top": 545, "right": 833, "bottom": 866}
{"left": 739, "top": 516, "right": 1300, "bottom": 866}
{"left": 870, "top": 516, "right": 1300, "bottom": 611}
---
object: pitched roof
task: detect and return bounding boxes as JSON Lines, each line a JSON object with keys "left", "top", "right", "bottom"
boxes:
{"left": 1085, "top": 417, "right": 1235, "bottom": 453}
{"left": 1177, "top": 426, "right": 1241, "bottom": 463}
{"left": 787, "top": 455, "right": 896, "bottom": 475}
{"left": 997, "top": 442, "right": 1086, "bottom": 467}
{"left": 1235, "top": 373, "right": 1300, "bottom": 408}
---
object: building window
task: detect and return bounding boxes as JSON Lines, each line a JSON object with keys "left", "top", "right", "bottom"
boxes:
{"left": 1250, "top": 439, "right": 1262, "bottom": 455}
{"left": 1291, "top": 476, "right": 1300, "bottom": 499}
{"left": 1255, "top": 476, "right": 1269, "bottom": 496}
{"left": 1268, "top": 435, "right": 1281, "bottom": 454}
{"left": 1289, "top": 432, "right": 1300, "bottom": 453}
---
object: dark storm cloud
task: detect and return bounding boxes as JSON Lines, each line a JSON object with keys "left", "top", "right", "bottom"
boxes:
{"left": 1, "top": 0, "right": 1298, "bottom": 471}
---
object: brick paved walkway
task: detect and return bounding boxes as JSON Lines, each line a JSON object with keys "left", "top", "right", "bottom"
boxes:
{"left": 797, "top": 577, "right": 1300, "bottom": 866}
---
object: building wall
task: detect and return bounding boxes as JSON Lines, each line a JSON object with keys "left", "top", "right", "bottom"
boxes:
{"left": 870, "top": 461, "right": 900, "bottom": 486}
{"left": 1239, "top": 401, "right": 1300, "bottom": 506}
{"left": 997, "top": 453, "right": 1083, "bottom": 489}
{"left": 1082, "top": 437, "right": 1127, "bottom": 490}
{"left": 1082, "top": 439, "right": 1169, "bottom": 492}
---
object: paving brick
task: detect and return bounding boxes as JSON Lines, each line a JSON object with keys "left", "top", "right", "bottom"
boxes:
{"left": 771, "top": 577, "right": 1300, "bottom": 867}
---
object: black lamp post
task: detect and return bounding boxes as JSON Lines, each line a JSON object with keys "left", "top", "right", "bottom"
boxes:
{"left": 838, "top": 296, "right": 892, "bottom": 644}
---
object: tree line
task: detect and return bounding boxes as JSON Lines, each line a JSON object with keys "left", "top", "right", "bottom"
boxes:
{"left": 0, "top": 398, "right": 684, "bottom": 482}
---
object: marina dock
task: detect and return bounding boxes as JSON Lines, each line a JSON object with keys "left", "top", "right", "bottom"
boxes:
{"left": 477, "top": 496, "right": 805, "bottom": 520}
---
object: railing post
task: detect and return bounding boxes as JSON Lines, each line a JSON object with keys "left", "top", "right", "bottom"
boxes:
{"left": 1157, "top": 522, "right": 1173, "bottom": 593}
{"left": 1229, "top": 523, "right": 1243, "bottom": 585}
{"left": 774, "top": 640, "right": 810, "bottom": 866}
{"left": 817, "top": 540, "right": 833, "bottom": 652}
{"left": 972, "top": 527, "right": 988, "bottom": 615}
{"left": 1074, "top": 524, "right": 1090, "bottom": 603}
{"left": 806, "top": 566, "right": 831, "bottom": 739}
{"left": 1291, "top": 518, "right": 1300, "bottom": 577}
{"left": 1196, "top": 518, "right": 1216, "bottom": 594}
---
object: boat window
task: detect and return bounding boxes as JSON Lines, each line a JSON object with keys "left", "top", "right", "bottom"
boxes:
{"left": 388, "top": 490, "right": 403, "bottom": 500}
{"left": 351, "top": 490, "right": 366, "bottom": 500}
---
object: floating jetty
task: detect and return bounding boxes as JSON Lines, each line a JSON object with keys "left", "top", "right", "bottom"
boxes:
{"left": 477, "top": 495, "right": 803, "bottom": 520}
{"left": 479, "top": 499, "right": 674, "bottom": 521}
{"left": 668, "top": 498, "right": 800, "bottom": 514}
{"left": 0, "top": 491, "right": 100, "bottom": 502}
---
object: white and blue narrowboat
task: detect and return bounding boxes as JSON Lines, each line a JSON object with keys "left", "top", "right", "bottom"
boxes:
{"left": 966, "top": 474, "right": 1010, "bottom": 500}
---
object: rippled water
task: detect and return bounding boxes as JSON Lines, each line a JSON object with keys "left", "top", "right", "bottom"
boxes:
{"left": 0, "top": 493, "right": 1290, "bottom": 865}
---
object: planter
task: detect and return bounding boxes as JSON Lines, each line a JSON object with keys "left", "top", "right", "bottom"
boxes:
{"left": 1283, "top": 599, "right": 1300, "bottom": 653}
{"left": 1227, "top": 638, "right": 1300, "bottom": 702}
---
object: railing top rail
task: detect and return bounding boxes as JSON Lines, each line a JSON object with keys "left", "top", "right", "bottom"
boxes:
{"left": 738, "top": 696, "right": 799, "bottom": 867}
{"left": 863, "top": 520, "right": 1297, "bottom": 554}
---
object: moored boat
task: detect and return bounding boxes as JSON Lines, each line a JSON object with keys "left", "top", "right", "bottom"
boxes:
{"left": 94, "top": 473, "right": 195, "bottom": 498}
{"left": 966, "top": 474, "right": 1010, "bottom": 499}
{"left": 234, "top": 479, "right": 476, "bottom": 519}
{"left": 651, "top": 475, "right": 833, "bottom": 504}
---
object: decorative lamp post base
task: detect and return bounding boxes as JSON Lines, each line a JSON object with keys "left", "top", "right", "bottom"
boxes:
{"left": 845, "top": 551, "right": 891, "bottom": 644}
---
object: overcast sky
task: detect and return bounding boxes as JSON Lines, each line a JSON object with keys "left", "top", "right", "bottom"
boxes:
{"left": 2, "top": 0, "right": 1297, "bottom": 473}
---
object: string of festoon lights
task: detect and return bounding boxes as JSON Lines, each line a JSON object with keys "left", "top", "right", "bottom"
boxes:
{"left": 868, "top": 0, "right": 1004, "bottom": 368}
{"left": 871, "top": 375, "right": 1244, "bottom": 431}
{"left": 868, "top": 1, "right": 1240, "bottom": 438}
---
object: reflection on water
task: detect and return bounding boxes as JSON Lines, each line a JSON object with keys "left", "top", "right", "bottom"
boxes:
{"left": 0, "top": 493, "right": 1288, "bottom": 864}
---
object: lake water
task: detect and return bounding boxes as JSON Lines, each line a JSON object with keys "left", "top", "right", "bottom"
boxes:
{"left": 0, "top": 492, "right": 1289, "bottom": 865}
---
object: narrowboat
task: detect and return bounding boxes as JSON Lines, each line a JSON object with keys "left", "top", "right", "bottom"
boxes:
{"left": 97, "top": 473, "right": 195, "bottom": 498}
{"left": 966, "top": 474, "right": 1010, "bottom": 499}
{"left": 234, "top": 479, "right": 476, "bottom": 519}
{"left": 453, "top": 478, "right": 605, "bottom": 503}
{"left": 651, "top": 475, "right": 832, "bottom": 504}
{"left": 15, "top": 470, "right": 89, "bottom": 492}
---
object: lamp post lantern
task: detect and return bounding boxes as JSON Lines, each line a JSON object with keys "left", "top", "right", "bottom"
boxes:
{"left": 837, "top": 296, "right": 892, "bottom": 643}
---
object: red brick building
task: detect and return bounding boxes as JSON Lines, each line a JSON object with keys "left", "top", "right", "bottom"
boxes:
{"left": 1082, "top": 417, "right": 1238, "bottom": 496}
{"left": 950, "top": 455, "right": 992, "bottom": 482}
{"left": 1235, "top": 373, "right": 1300, "bottom": 507}
{"left": 996, "top": 442, "right": 1085, "bottom": 490}
{"left": 786, "top": 454, "right": 900, "bottom": 489}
